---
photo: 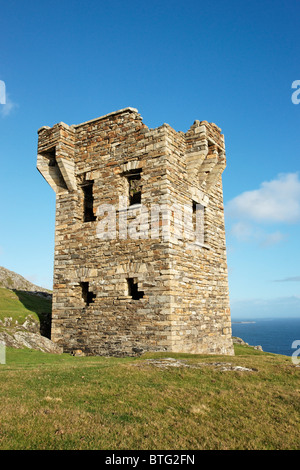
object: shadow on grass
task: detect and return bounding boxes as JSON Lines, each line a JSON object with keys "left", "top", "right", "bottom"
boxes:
{"left": 13, "top": 290, "right": 52, "bottom": 338}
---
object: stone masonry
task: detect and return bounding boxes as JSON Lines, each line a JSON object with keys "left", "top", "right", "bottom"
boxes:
{"left": 37, "top": 107, "right": 234, "bottom": 356}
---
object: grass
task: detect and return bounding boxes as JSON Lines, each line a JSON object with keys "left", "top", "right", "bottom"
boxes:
{"left": 0, "top": 287, "right": 51, "bottom": 327}
{"left": 0, "top": 345, "right": 299, "bottom": 450}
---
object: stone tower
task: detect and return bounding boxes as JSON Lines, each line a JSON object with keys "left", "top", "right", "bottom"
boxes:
{"left": 37, "top": 107, "right": 234, "bottom": 356}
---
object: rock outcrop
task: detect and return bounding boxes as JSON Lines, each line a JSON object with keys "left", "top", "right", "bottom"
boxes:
{"left": 233, "top": 336, "right": 263, "bottom": 351}
{"left": 0, "top": 266, "right": 52, "bottom": 296}
{"left": 0, "top": 329, "right": 62, "bottom": 354}
{"left": 0, "top": 312, "right": 62, "bottom": 355}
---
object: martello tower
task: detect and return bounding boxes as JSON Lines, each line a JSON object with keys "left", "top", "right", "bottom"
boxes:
{"left": 37, "top": 107, "right": 234, "bottom": 356}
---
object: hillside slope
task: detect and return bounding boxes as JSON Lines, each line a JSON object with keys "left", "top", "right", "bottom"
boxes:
{"left": 0, "top": 265, "right": 55, "bottom": 351}
{"left": 0, "top": 287, "right": 51, "bottom": 325}
{"left": 0, "top": 286, "right": 61, "bottom": 353}
{"left": 0, "top": 266, "right": 51, "bottom": 294}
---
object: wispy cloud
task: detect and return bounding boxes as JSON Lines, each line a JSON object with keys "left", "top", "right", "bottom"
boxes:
{"left": 229, "top": 221, "right": 286, "bottom": 247}
{"left": 273, "top": 276, "right": 300, "bottom": 283}
{"left": 230, "top": 221, "right": 255, "bottom": 241}
{"left": 0, "top": 93, "right": 18, "bottom": 117}
{"left": 230, "top": 295, "right": 300, "bottom": 318}
{"left": 259, "top": 231, "right": 286, "bottom": 247}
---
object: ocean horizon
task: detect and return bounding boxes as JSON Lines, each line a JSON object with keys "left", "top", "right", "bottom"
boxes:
{"left": 231, "top": 317, "right": 300, "bottom": 357}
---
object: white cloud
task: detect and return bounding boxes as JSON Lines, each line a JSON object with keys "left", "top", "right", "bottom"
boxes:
{"left": 0, "top": 93, "right": 18, "bottom": 117}
{"left": 259, "top": 231, "right": 286, "bottom": 247}
{"left": 229, "top": 221, "right": 286, "bottom": 247}
{"left": 230, "top": 221, "right": 254, "bottom": 241}
{"left": 226, "top": 173, "right": 299, "bottom": 247}
{"left": 226, "top": 173, "right": 300, "bottom": 224}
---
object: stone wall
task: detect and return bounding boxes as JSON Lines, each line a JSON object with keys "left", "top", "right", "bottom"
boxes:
{"left": 37, "top": 107, "right": 234, "bottom": 356}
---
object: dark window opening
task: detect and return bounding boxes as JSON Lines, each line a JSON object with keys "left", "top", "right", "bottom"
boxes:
{"left": 192, "top": 200, "right": 198, "bottom": 231}
{"left": 192, "top": 200, "right": 205, "bottom": 244}
{"left": 126, "top": 170, "right": 142, "bottom": 206}
{"left": 207, "top": 139, "right": 218, "bottom": 155}
{"left": 80, "top": 282, "right": 96, "bottom": 306}
{"left": 127, "top": 278, "right": 144, "bottom": 300}
{"left": 42, "top": 147, "right": 56, "bottom": 167}
{"left": 82, "top": 181, "right": 96, "bottom": 222}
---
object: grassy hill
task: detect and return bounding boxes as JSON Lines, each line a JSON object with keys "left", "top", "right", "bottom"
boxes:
{"left": 0, "top": 287, "right": 52, "bottom": 336}
{"left": 0, "top": 345, "right": 299, "bottom": 450}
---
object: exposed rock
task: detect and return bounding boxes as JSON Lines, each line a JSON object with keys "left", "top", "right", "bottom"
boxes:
{"left": 132, "top": 357, "right": 257, "bottom": 372}
{"left": 71, "top": 349, "right": 86, "bottom": 356}
{"left": 0, "top": 331, "right": 21, "bottom": 349}
{"left": 0, "top": 265, "right": 52, "bottom": 295}
{"left": 0, "top": 309, "right": 61, "bottom": 354}
{"left": 0, "top": 330, "right": 63, "bottom": 354}
{"left": 233, "top": 336, "right": 263, "bottom": 351}
{"left": 203, "top": 362, "right": 257, "bottom": 372}
{"left": 135, "top": 357, "right": 192, "bottom": 369}
{"left": 21, "top": 314, "right": 40, "bottom": 333}
{"left": 232, "top": 336, "right": 249, "bottom": 345}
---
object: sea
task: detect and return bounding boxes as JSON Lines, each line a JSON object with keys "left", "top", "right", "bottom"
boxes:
{"left": 231, "top": 317, "right": 300, "bottom": 357}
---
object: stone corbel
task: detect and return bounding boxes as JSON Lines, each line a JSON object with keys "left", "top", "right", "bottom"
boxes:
{"left": 205, "top": 152, "right": 226, "bottom": 190}
{"left": 56, "top": 156, "right": 77, "bottom": 192}
{"left": 197, "top": 153, "right": 219, "bottom": 187}
{"left": 37, "top": 147, "right": 76, "bottom": 194}
{"left": 185, "top": 149, "right": 208, "bottom": 181}
{"left": 37, "top": 150, "right": 68, "bottom": 194}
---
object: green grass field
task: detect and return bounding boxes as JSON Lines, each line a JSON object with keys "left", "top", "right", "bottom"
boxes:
{"left": 0, "top": 286, "right": 299, "bottom": 450}
{"left": 0, "top": 345, "right": 299, "bottom": 450}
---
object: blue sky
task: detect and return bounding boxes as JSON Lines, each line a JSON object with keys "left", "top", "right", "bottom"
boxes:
{"left": 0, "top": 0, "right": 299, "bottom": 318}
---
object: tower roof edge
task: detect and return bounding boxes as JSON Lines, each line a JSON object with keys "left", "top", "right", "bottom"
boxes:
{"left": 71, "top": 107, "right": 139, "bottom": 128}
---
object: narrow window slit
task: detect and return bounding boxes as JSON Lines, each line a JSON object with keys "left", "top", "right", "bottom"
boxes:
{"left": 192, "top": 200, "right": 205, "bottom": 244}
{"left": 192, "top": 200, "right": 197, "bottom": 233}
{"left": 80, "top": 282, "right": 96, "bottom": 306}
{"left": 123, "top": 169, "right": 142, "bottom": 206}
{"left": 81, "top": 180, "right": 96, "bottom": 222}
